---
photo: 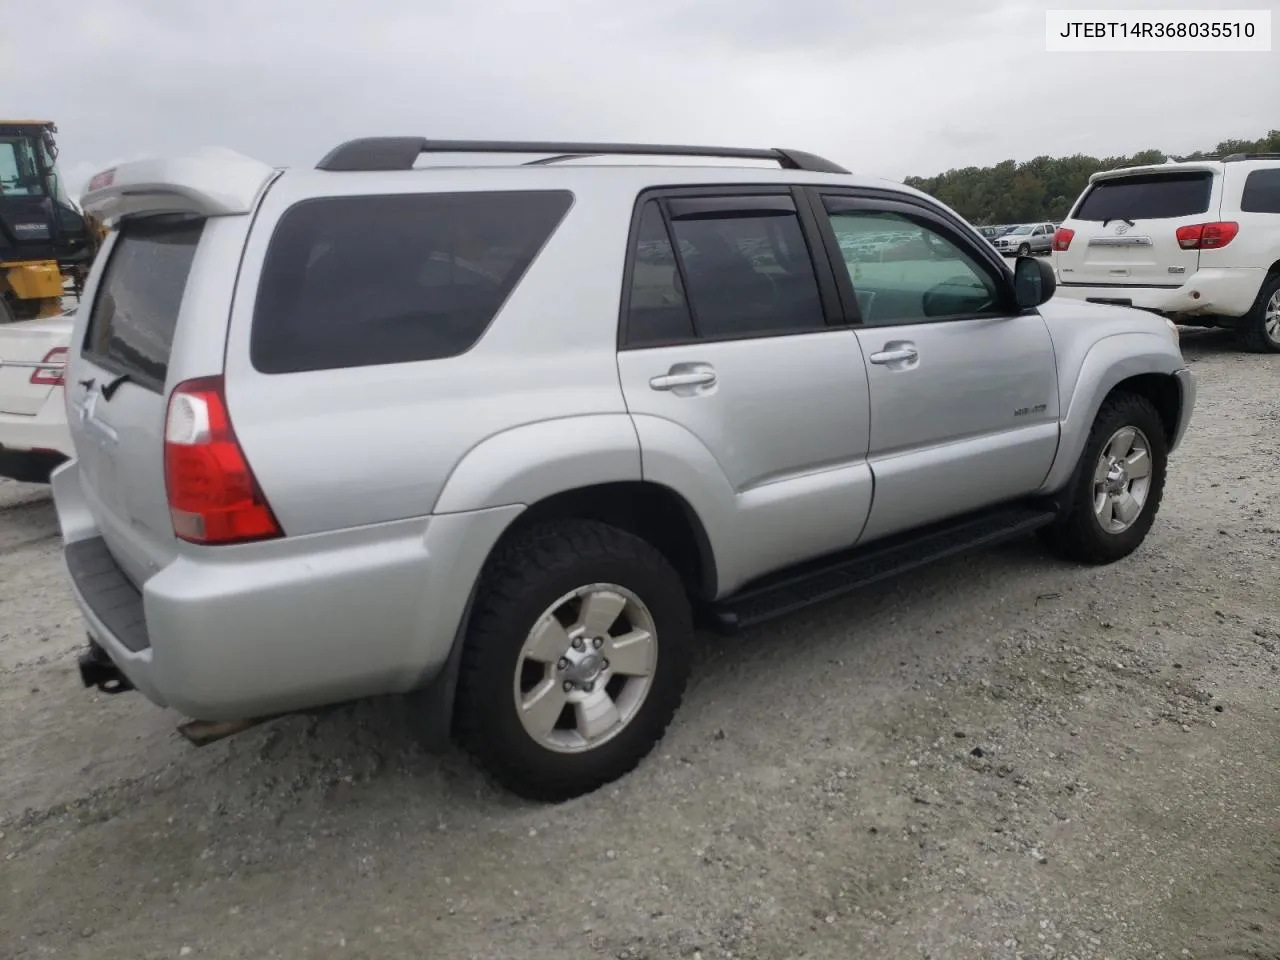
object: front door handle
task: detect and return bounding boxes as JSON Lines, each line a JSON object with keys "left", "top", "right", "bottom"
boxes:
{"left": 868, "top": 345, "right": 919, "bottom": 365}
{"left": 649, "top": 364, "right": 717, "bottom": 391}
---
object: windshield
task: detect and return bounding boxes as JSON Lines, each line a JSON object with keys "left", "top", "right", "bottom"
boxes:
{"left": 1007, "top": 224, "right": 1033, "bottom": 235}
{"left": 0, "top": 136, "right": 48, "bottom": 198}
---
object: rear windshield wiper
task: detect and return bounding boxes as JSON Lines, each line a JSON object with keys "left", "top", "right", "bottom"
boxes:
{"left": 100, "top": 373, "right": 132, "bottom": 401}
{"left": 1101, "top": 218, "right": 1137, "bottom": 228}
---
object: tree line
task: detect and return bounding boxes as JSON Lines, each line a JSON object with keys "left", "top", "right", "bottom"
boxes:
{"left": 903, "top": 130, "right": 1280, "bottom": 226}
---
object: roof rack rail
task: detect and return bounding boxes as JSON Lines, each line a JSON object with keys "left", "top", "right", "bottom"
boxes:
{"left": 315, "top": 138, "right": 850, "bottom": 175}
{"left": 1223, "top": 152, "right": 1280, "bottom": 162}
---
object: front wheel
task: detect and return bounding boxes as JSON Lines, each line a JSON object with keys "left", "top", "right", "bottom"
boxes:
{"left": 1017, "top": 243, "right": 1031, "bottom": 257}
{"left": 1038, "top": 391, "right": 1168, "bottom": 565}
{"left": 453, "top": 519, "right": 693, "bottom": 801}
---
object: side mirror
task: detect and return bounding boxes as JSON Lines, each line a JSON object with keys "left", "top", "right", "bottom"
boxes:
{"left": 1013, "top": 256, "right": 1057, "bottom": 308}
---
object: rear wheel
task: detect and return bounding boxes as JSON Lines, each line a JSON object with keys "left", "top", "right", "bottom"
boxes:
{"left": 1038, "top": 392, "right": 1168, "bottom": 565}
{"left": 453, "top": 519, "right": 693, "bottom": 801}
{"left": 1238, "top": 273, "right": 1280, "bottom": 354}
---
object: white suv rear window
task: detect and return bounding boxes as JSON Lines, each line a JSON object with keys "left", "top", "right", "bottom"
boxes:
{"left": 81, "top": 215, "right": 204, "bottom": 391}
{"left": 1072, "top": 172, "right": 1213, "bottom": 222}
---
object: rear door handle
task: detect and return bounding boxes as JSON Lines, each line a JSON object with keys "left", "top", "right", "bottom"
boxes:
{"left": 868, "top": 345, "right": 919, "bottom": 365}
{"left": 649, "top": 364, "right": 717, "bottom": 391}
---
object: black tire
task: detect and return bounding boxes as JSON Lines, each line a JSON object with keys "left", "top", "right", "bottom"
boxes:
{"left": 453, "top": 519, "right": 693, "bottom": 801}
{"left": 1018, "top": 243, "right": 1031, "bottom": 257}
{"left": 1038, "top": 391, "right": 1168, "bottom": 565}
{"left": 0, "top": 295, "right": 15, "bottom": 326}
{"left": 1237, "top": 272, "right": 1280, "bottom": 354}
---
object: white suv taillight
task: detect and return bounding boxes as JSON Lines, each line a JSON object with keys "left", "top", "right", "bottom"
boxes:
{"left": 1175, "top": 221, "right": 1239, "bottom": 250}
{"left": 163, "top": 376, "right": 282, "bottom": 545}
{"left": 1052, "top": 227, "right": 1074, "bottom": 252}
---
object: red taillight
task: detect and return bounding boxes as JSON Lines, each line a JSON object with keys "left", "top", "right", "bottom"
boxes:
{"left": 1175, "top": 221, "right": 1239, "bottom": 250}
{"left": 1052, "top": 227, "right": 1075, "bottom": 252}
{"left": 29, "top": 347, "right": 67, "bottom": 386}
{"left": 163, "top": 376, "right": 282, "bottom": 545}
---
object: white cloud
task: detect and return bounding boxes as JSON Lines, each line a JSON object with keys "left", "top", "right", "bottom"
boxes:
{"left": 3, "top": 0, "right": 1275, "bottom": 196}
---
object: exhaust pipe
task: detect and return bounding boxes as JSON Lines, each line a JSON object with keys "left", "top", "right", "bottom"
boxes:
{"left": 77, "top": 641, "right": 133, "bottom": 695}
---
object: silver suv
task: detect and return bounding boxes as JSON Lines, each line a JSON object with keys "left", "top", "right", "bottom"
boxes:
{"left": 54, "top": 139, "right": 1196, "bottom": 800}
{"left": 993, "top": 221, "right": 1057, "bottom": 256}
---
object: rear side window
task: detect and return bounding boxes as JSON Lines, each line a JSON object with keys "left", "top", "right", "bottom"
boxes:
{"left": 1073, "top": 172, "right": 1213, "bottom": 221}
{"left": 1241, "top": 168, "right": 1280, "bottom": 214}
{"left": 82, "top": 215, "right": 204, "bottom": 390}
{"left": 624, "top": 201, "right": 695, "bottom": 346}
{"left": 251, "top": 190, "right": 573, "bottom": 374}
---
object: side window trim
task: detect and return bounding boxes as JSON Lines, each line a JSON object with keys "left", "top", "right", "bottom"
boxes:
{"left": 616, "top": 185, "right": 846, "bottom": 351}
{"left": 804, "top": 187, "right": 1019, "bottom": 326}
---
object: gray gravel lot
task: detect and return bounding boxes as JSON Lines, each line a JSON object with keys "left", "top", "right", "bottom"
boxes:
{"left": 1, "top": 328, "right": 1277, "bottom": 960}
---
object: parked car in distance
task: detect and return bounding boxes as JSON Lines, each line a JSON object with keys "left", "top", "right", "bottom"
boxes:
{"left": 1053, "top": 153, "right": 1280, "bottom": 352}
{"left": 993, "top": 222, "right": 1056, "bottom": 256}
{"left": 55, "top": 139, "right": 1194, "bottom": 802}
{"left": 0, "top": 311, "right": 74, "bottom": 483}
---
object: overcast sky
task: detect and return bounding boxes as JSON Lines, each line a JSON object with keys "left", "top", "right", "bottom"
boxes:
{"left": 4, "top": 0, "right": 1276, "bottom": 195}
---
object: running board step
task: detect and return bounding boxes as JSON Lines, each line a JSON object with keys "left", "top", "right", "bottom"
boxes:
{"left": 708, "top": 504, "right": 1057, "bottom": 631}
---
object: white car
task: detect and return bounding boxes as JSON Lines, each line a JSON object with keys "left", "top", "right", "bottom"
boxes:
{"left": 0, "top": 312, "right": 74, "bottom": 483}
{"left": 1053, "top": 153, "right": 1280, "bottom": 352}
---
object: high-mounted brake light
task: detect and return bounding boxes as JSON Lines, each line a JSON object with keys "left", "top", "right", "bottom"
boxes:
{"left": 163, "top": 376, "right": 282, "bottom": 545}
{"left": 1052, "top": 227, "right": 1075, "bottom": 252}
{"left": 1175, "top": 221, "right": 1238, "bottom": 250}
{"left": 29, "top": 347, "right": 66, "bottom": 387}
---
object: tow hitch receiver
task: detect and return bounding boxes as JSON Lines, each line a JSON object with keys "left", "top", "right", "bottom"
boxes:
{"left": 77, "top": 640, "right": 133, "bottom": 695}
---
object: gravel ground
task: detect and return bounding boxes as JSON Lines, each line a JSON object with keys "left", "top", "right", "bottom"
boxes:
{"left": 1, "top": 328, "right": 1277, "bottom": 960}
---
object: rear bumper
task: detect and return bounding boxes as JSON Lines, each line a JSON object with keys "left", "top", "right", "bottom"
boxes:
{"left": 51, "top": 459, "right": 523, "bottom": 721}
{"left": 1057, "top": 268, "right": 1266, "bottom": 320}
{"left": 0, "top": 392, "right": 71, "bottom": 482}
{"left": 0, "top": 390, "right": 73, "bottom": 453}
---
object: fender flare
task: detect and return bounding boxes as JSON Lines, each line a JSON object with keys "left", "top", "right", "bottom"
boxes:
{"left": 1039, "top": 332, "right": 1183, "bottom": 494}
{"left": 432, "top": 414, "right": 642, "bottom": 515}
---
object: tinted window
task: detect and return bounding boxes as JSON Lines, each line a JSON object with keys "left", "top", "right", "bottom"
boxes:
{"left": 1073, "top": 172, "right": 1212, "bottom": 221}
{"left": 1241, "top": 168, "right": 1280, "bottom": 214}
{"left": 665, "top": 199, "right": 824, "bottom": 339}
{"left": 624, "top": 201, "right": 695, "bottom": 346}
{"left": 82, "top": 215, "right": 204, "bottom": 389}
{"left": 825, "top": 208, "right": 1001, "bottom": 325}
{"left": 251, "top": 190, "right": 573, "bottom": 374}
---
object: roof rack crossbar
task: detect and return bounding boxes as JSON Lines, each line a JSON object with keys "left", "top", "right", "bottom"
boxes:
{"left": 315, "top": 138, "right": 850, "bottom": 174}
{"left": 1223, "top": 152, "right": 1280, "bottom": 162}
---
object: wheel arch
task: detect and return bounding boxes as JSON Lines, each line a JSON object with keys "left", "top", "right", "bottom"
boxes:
{"left": 1039, "top": 332, "right": 1185, "bottom": 495}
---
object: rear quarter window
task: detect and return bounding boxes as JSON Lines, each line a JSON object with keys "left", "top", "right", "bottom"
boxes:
{"left": 250, "top": 190, "right": 574, "bottom": 374}
{"left": 1072, "top": 172, "right": 1213, "bottom": 221}
{"left": 82, "top": 215, "right": 205, "bottom": 391}
{"left": 1240, "top": 168, "right": 1280, "bottom": 214}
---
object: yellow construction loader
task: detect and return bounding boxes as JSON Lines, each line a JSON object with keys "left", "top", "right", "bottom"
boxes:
{"left": 0, "top": 121, "right": 104, "bottom": 323}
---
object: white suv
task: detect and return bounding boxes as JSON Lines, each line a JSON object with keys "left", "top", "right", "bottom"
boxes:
{"left": 1053, "top": 153, "right": 1280, "bottom": 352}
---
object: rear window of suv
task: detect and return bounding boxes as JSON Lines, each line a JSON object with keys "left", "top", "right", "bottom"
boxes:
{"left": 251, "top": 190, "right": 573, "bottom": 374}
{"left": 82, "top": 215, "right": 204, "bottom": 390}
{"left": 1072, "top": 171, "right": 1213, "bottom": 222}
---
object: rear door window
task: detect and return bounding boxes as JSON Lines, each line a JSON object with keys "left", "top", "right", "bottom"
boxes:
{"left": 82, "top": 215, "right": 205, "bottom": 391}
{"left": 662, "top": 195, "right": 825, "bottom": 340}
{"left": 250, "top": 190, "right": 573, "bottom": 374}
{"left": 1072, "top": 172, "right": 1213, "bottom": 221}
{"left": 1241, "top": 168, "right": 1280, "bottom": 214}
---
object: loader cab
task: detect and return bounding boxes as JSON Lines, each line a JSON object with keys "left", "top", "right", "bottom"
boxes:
{"left": 0, "top": 121, "right": 95, "bottom": 320}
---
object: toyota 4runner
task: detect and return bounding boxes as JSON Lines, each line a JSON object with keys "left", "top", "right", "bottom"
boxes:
{"left": 54, "top": 139, "right": 1196, "bottom": 801}
{"left": 1053, "top": 153, "right": 1280, "bottom": 352}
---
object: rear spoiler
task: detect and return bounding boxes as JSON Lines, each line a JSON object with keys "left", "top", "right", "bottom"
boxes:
{"left": 1088, "top": 161, "right": 1221, "bottom": 184}
{"left": 80, "top": 148, "right": 279, "bottom": 223}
